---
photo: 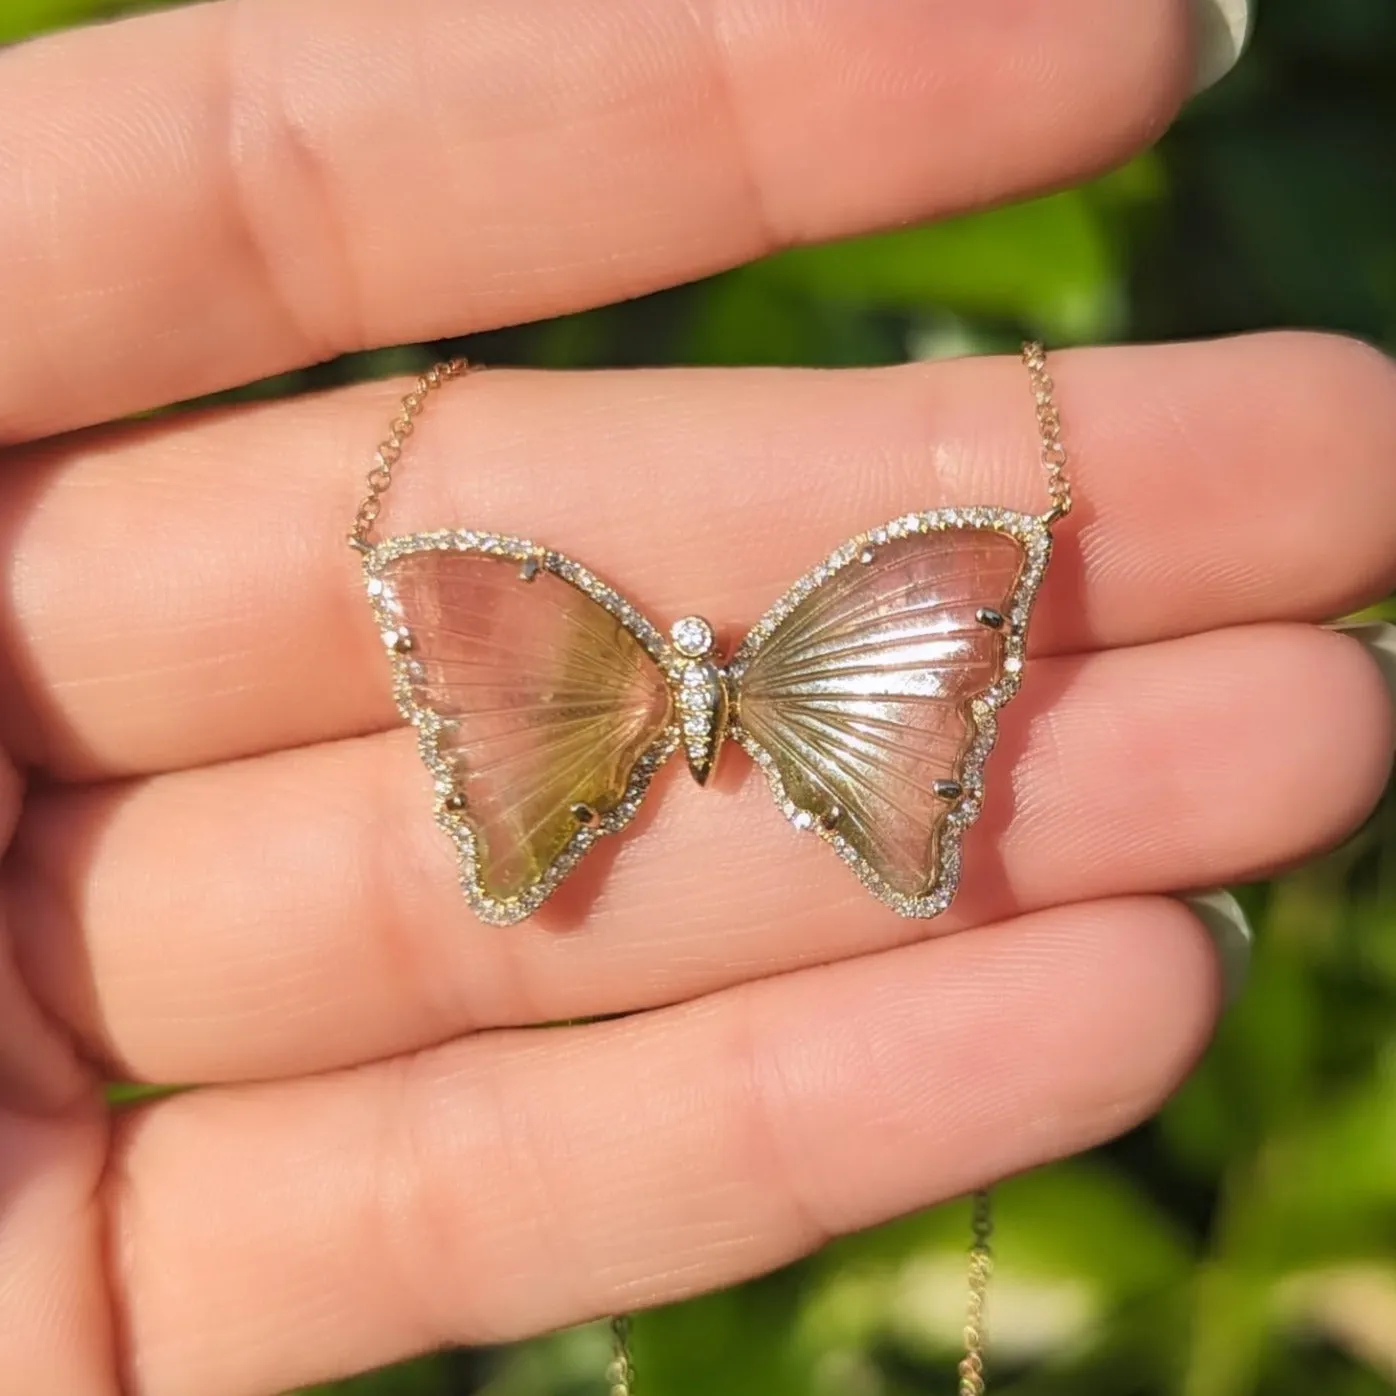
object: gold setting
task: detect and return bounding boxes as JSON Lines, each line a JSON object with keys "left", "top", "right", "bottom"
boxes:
{"left": 354, "top": 342, "right": 1069, "bottom": 931}
{"left": 363, "top": 506, "right": 1049, "bottom": 925}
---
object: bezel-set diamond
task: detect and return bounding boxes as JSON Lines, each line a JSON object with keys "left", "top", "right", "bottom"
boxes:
{"left": 670, "top": 615, "right": 715, "bottom": 658}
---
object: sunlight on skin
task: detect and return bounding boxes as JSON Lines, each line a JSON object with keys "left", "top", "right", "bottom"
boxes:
{"left": 0, "top": 1, "right": 1392, "bottom": 1395}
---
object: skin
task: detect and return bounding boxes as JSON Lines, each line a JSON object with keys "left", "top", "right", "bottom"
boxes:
{"left": 0, "top": 2, "right": 1392, "bottom": 1394}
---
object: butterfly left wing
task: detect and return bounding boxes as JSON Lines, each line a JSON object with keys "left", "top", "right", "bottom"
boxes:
{"left": 727, "top": 510, "right": 1052, "bottom": 917}
{"left": 365, "top": 531, "right": 677, "bottom": 925}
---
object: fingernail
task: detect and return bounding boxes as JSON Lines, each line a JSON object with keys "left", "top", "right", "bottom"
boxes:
{"left": 1327, "top": 622, "right": 1396, "bottom": 721}
{"left": 1184, "top": 890, "right": 1253, "bottom": 1006}
{"left": 1189, "top": 0, "right": 1254, "bottom": 94}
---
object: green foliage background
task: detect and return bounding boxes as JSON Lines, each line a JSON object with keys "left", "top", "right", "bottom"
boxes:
{"left": 8, "top": 2, "right": 1396, "bottom": 1395}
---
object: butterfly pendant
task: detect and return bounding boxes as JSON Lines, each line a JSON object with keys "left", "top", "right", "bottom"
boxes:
{"left": 363, "top": 508, "right": 1053, "bottom": 925}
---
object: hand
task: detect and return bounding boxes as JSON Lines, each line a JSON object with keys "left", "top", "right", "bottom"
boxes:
{"left": 1, "top": 3, "right": 1391, "bottom": 1395}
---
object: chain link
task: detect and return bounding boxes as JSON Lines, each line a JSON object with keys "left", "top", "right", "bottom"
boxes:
{"left": 351, "top": 346, "right": 1068, "bottom": 546}
{"left": 606, "top": 1315, "right": 635, "bottom": 1396}
{"left": 347, "top": 357, "right": 476, "bottom": 549}
{"left": 604, "top": 1191, "right": 993, "bottom": 1396}
{"left": 1021, "top": 341, "right": 1072, "bottom": 525}
{"left": 958, "top": 1189, "right": 994, "bottom": 1396}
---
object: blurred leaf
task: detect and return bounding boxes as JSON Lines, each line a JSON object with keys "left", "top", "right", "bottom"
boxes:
{"left": 1349, "top": 894, "right": 1396, "bottom": 995}
{"left": 1278, "top": 1265, "right": 1396, "bottom": 1384}
{"left": 1161, "top": 925, "right": 1321, "bottom": 1175}
{"left": 800, "top": 1163, "right": 1190, "bottom": 1371}
{"left": 1151, "top": 103, "right": 1396, "bottom": 343}
{"left": 295, "top": 1356, "right": 457, "bottom": 1396}
{"left": 1183, "top": 1263, "right": 1272, "bottom": 1396}
{"left": 1224, "top": 1081, "right": 1396, "bottom": 1272}
{"left": 681, "top": 269, "right": 904, "bottom": 367}
{"left": 105, "top": 1081, "right": 187, "bottom": 1107}
{"left": 1264, "top": 0, "right": 1396, "bottom": 62}
{"left": 626, "top": 1277, "right": 811, "bottom": 1396}
{"left": 742, "top": 161, "right": 1163, "bottom": 347}
{"left": 0, "top": 0, "right": 147, "bottom": 42}
{"left": 484, "top": 1323, "right": 616, "bottom": 1396}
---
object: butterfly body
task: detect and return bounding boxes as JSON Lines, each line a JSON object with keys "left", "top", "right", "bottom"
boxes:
{"left": 364, "top": 508, "right": 1052, "bottom": 925}
{"left": 668, "top": 645, "right": 728, "bottom": 787}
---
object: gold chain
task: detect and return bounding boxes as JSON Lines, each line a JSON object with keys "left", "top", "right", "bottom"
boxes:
{"left": 350, "top": 345, "right": 1067, "bottom": 547}
{"left": 347, "top": 357, "right": 476, "bottom": 550}
{"left": 1021, "top": 341, "right": 1072, "bottom": 525}
{"left": 606, "top": 1315, "right": 635, "bottom": 1396}
{"left": 959, "top": 1189, "right": 994, "bottom": 1395}
{"left": 605, "top": 1190, "right": 994, "bottom": 1395}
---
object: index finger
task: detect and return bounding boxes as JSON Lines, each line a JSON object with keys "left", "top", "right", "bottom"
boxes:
{"left": 0, "top": 0, "right": 1196, "bottom": 441}
{"left": 1, "top": 333, "right": 1394, "bottom": 781}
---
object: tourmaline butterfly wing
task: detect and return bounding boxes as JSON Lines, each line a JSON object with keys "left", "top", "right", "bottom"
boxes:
{"left": 727, "top": 510, "right": 1052, "bottom": 917}
{"left": 365, "top": 533, "right": 677, "bottom": 925}
{"left": 365, "top": 511, "right": 1052, "bottom": 925}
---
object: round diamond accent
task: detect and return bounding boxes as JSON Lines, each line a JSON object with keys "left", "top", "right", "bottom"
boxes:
{"left": 670, "top": 615, "right": 715, "bottom": 658}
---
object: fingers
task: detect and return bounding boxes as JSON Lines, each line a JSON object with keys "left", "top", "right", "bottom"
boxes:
{"left": 2, "top": 334, "right": 1396, "bottom": 780}
{"left": 108, "top": 896, "right": 1218, "bottom": 1396}
{"left": 0, "top": 751, "right": 90, "bottom": 1114}
{"left": 11, "top": 623, "right": 1388, "bottom": 1084}
{"left": 0, "top": 1106, "right": 113, "bottom": 1396}
{"left": 0, "top": 0, "right": 1195, "bottom": 441}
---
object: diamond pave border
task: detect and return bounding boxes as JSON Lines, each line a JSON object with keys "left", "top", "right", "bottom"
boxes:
{"left": 725, "top": 507, "right": 1053, "bottom": 919}
{"left": 364, "top": 508, "right": 1053, "bottom": 926}
{"left": 363, "top": 530, "right": 681, "bottom": 927}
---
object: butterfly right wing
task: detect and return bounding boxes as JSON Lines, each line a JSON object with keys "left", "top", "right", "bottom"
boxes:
{"left": 366, "top": 533, "right": 676, "bottom": 924}
{"left": 728, "top": 510, "right": 1051, "bottom": 916}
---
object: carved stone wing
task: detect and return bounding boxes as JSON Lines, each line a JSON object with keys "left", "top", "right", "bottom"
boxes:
{"left": 365, "top": 533, "right": 676, "bottom": 924}
{"left": 728, "top": 510, "right": 1052, "bottom": 916}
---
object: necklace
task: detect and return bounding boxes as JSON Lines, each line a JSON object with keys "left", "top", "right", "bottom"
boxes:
{"left": 351, "top": 344, "right": 1070, "bottom": 928}
{"left": 351, "top": 343, "right": 1073, "bottom": 1393}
